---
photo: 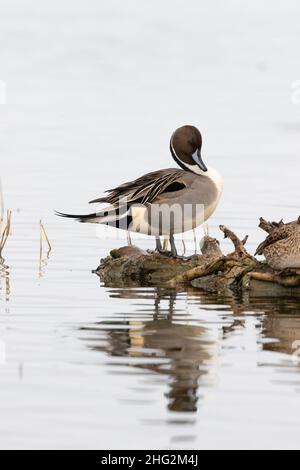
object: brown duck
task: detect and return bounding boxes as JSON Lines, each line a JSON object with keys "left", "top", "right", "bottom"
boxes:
{"left": 255, "top": 217, "right": 300, "bottom": 270}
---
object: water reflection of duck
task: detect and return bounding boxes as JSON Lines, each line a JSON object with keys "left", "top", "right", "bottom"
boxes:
{"left": 79, "top": 286, "right": 300, "bottom": 414}
{"left": 183, "top": 287, "right": 300, "bottom": 358}
{"left": 259, "top": 296, "right": 300, "bottom": 355}
{"left": 192, "top": 288, "right": 300, "bottom": 355}
{"left": 80, "top": 288, "right": 218, "bottom": 413}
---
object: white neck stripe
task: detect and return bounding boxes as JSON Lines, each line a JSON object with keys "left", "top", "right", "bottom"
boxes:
{"left": 170, "top": 135, "right": 223, "bottom": 198}
{"left": 171, "top": 134, "right": 203, "bottom": 175}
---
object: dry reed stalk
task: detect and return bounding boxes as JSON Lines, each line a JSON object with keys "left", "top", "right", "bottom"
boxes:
{"left": 39, "top": 220, "right": 52, "bottom": 255}
{"left": 0, "top": 210, "right": 12, "bottom": 256}
{"left": 39, "top": 221, "right": 52, "bottom": 278}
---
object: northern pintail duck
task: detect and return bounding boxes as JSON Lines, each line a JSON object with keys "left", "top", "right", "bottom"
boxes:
{"left": 255, "top": 218, "right": 300, "bottom": 270}
{"left": 56, "top": 125, "right": 223, "bottom": 256}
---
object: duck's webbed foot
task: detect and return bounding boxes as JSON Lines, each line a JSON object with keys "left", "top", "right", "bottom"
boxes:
{"left": 155, "top": 237, "right": 173, "bottom": 257}
{"left": 156, "top": 250, "right": 192, "bottom": 261}
{"left": 157, "top": 249, "right": 174, "bottom": 258}
{"left": 173, "top": 254, "right": 194, "bottom": 260}
{"left": 154, "top": 235, "right": 192, "bottom": 260}
{"left": 154, "top": 236, "right": 175, "bottom": 257}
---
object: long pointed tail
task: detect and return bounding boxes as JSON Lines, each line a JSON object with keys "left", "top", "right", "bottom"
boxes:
{"left": 55, "top": 205, "right": 132, "bottom": 228}
{"left": 55, "top": 211, "right": 98, "bottom": 223}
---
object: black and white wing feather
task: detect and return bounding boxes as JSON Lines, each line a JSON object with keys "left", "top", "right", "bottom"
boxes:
{"left": 56, "top": 168, "right": 186, "bottom": 225}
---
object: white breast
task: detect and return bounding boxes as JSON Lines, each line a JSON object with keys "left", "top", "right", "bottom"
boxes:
{"left": 178, "top": 161, "right": 223, "bottom": 200}
{"left": 201, "top": 167, "right": 223, "bottom": 221}
{"left": 206, "top": 167, "right": 223, "bottom": 201}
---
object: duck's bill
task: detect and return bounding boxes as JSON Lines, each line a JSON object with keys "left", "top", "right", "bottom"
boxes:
{"left": 192, "top": 149, "right": 208, "bottom": 172}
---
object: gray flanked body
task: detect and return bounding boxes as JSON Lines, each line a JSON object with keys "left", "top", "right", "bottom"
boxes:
{"left": 128, "top": 168, "right": 221, "bottom": 236}
{"left": 56, "top": 125, "right": 223, "bottom": 256}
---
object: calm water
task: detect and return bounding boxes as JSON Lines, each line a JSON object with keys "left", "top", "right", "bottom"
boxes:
{"left": 0, "top": 0, "right": 300, "bottom": 450}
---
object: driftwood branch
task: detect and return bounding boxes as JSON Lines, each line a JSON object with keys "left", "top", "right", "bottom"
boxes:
{"left": 167, "top": 258, "right": 226, "bottom": 287}
{"left": 96, "top": 219, "right": 300, "bottom": 294}
{"left": 219, "top": 225, "right": 251, "bottom": 258}
{"left": 167, "top": 226, "right": 255, "bottom": 288}
{"left": 249, "top": 271, "right": 300, "bottom": 288}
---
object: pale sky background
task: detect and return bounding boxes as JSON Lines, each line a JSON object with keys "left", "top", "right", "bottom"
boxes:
{"left": 0, "top": 0, "right": 299, "bottom": 236}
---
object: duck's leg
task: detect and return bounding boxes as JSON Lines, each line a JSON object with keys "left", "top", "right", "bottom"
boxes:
{"left": 171, "top": 234, "right": 196, "bottom": 260}
{"left": 155, "top": 236, "right": 173, "bottom": 257}
{"left": 182, "top": 238, "right": 186, "bottom": 255}
{"left": 157, "top": 235, "right": 191, "bottom": 260}
{"left": 127, "top": 231, "right": 132, "bottom": 246}
{"left": 193, "top": 229, "right": 197, "bottom": 254}
{"left": 203, "top": 222, "right": 209, "bottom": 237}
{"left": 169, "top": 234, "right": 178, "bottom": 257}
{"left": 155, "top": 237, "right": 162, "bottom": 251}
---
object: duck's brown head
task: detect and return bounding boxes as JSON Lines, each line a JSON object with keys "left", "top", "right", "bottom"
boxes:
{"left": 170, "top": 125, "right": 207, "bottom": 173}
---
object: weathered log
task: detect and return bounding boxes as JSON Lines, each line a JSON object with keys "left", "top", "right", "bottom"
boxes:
{"left": 96, "top": 246, "right": 202, "bottom": 286}
{"left": 247, "top": 270, "right": 300, "bottom": 288}
{"left": 95, "top": 221, "right": 300, "bottom": 294}
{"left": 219, "top": 225, "right": 251, "bottom": 258}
